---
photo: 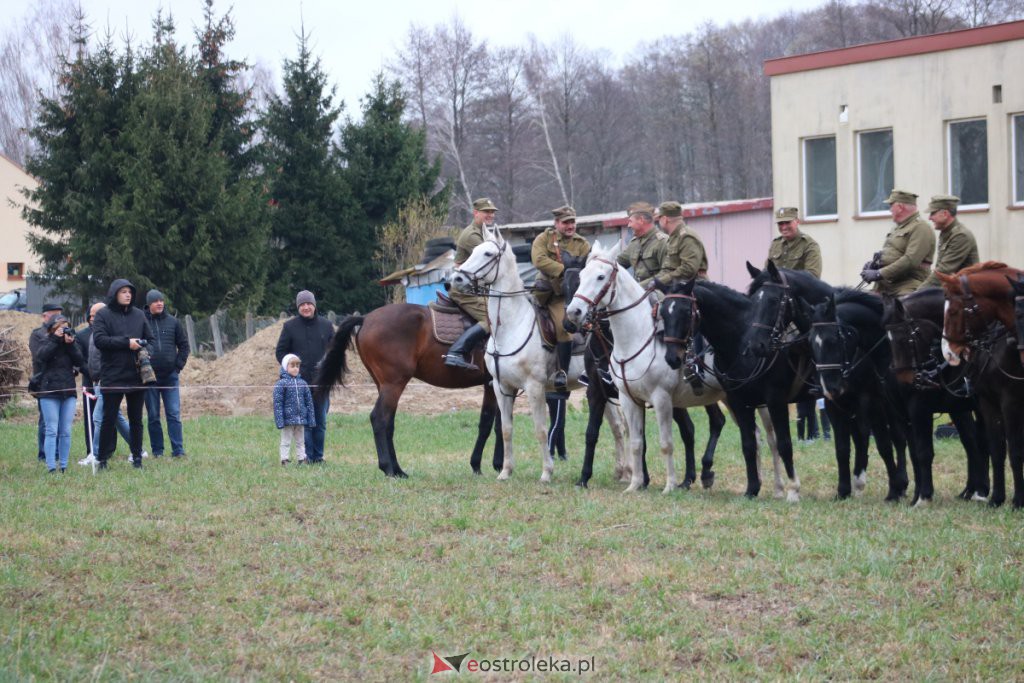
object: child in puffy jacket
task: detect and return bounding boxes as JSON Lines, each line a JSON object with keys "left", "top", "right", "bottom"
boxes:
{"left": 273, "top": 354, "right": 316, "bottom": 464}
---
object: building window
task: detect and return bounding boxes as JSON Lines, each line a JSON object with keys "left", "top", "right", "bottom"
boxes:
{"left": 7, "top": 263, "right": 24, "bottom": 279}
{"left": 1013, "top": 114, "right": 1024, "bottom": 206}
{"left": 948, "top": 118, "right": 988, "bottom": 207}
{"left": 857, "top": 129, "right": 893, "bottom": 215}
{"left": 803, "top": 136, "right": 837, "bottom": 219}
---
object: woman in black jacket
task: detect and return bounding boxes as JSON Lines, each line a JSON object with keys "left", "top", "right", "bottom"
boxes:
{"left": 92, "top": 278, "right": 154, "bottom": 469}
{"left": 33, "top": 315, "right": 84, "bottom": 473}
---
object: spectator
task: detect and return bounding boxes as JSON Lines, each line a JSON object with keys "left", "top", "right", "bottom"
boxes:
{"left": 143, "top": 289, "right": 189, "bottom": 458}
{"left": 29, "top": 303, "right": 64, "bottom": 461}
{"left": 75, "top": 302, "right": 99, "bottom": 462}
{"left": 273, "top": 354, "right": 316, "bottom": 465}
{"left": 32, "top": 314, "right": 84, "bottom": 473}
{"left": 92, "top": 279, "right": 154, "bottom": 469}
{"left": 275, "top": 290, "right": 334, "bottom": 463}
{"left": 79, "top": 303, "right": 137, "bottom": 465}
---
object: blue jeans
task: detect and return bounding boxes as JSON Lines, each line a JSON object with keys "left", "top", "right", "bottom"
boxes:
{"left": 305, "top": 394, "right": 329, "bottom": 462}
{"left": 145, "top": 375, "right": 184, "bottom": 455}
{"left": 40, "top": 396, "right": 76, "bottom": 470}
{"left": 93, "top": 385, "right": 131, "bottom": 455}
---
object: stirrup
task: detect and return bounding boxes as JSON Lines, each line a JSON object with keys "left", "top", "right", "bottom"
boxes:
{"left": 444, "top": 353, "right": 478, "bottom": 371}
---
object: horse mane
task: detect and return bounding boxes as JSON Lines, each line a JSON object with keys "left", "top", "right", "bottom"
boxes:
{"left": 747, "top": 266, "right": 831, "bottom": 297}
{"left": 958, "top": 261, "right": 1008, "bottom": 276}
{"left": 834, "top": 287, "right": 883, "bottom": 315}
{"left": 698, "top": 280, "right": 750, "bottom": 310}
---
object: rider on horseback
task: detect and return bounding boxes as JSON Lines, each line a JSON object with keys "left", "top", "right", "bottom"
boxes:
{"left": 444, "top": 198, "right": 498, "bottom": 371}
{"left": 531, "top": 205, "right": 591, "bottom": 394}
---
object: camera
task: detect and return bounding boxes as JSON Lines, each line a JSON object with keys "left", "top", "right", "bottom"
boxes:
{"left": 61, "top": 326, "right": 76, "bottom": 339}
{"left": 136, "top": 340, "right": 157, "bottom": 385}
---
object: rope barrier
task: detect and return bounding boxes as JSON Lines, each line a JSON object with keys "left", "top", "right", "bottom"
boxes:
{"left": 0, "top": 381, "right": 453, "bottom": 401}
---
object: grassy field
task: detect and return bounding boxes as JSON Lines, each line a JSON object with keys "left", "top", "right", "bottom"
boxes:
{"left": 2, "top": 406, "right": 1023, "bottom": 680}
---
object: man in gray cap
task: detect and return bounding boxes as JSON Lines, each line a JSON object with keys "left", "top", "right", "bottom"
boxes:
{"left": 143, "top": 289, "right": 190, "bottom": 458}
{"left": 860, "top": 189, "right": 935, "bottom": 296}
{"left": 766, "top": 207, "right": 821, "bottom": 278}
{"left": 444, "top": 198, "right": 497, "bottom": 370}
{"left": 918, "top": 195, "right": 979, "bottom": 290}
{"left": 275, "top": 290, "right": 335, "bottom": 462}
{"left": 531, "top": 205, "right": 591, "bottom": 393}
{"left": 655, "top": 200, "right": 709, "bottom": 284}
{"left": 617, "top": 202, "right": 667, "bottom": 287}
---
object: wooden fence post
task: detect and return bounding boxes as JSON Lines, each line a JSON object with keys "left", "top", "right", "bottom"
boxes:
{"left": 211, "top": 311, "right": 224, "bottom": 358}
{"left": 327, "top": 311, "right": 337, "bottom": 324}
{"left": 184, "top": 315, "right": 197, "bottom": 356}
{"left": 245, "top": 310, "right": 254, "bottom": 339}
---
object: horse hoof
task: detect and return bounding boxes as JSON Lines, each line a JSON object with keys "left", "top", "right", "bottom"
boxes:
{"left": 912, "top": 497, "right": 930, "bottom": 509}
{"left": 970, "top": 492, "right": 990, "bottom": 503}
{"left": 786, "top": 490, "right": 800, "bottom": 504}
{"left": 988, "top": 497, "right": 1005, "bottom": 509}
{"left": 540, "top": 472, "right": 553, "bottom": 483}
{"left": 395, "top": 470, "right": 408, "bottom": 479}
{"left": 557, "top": 454, "right": 568, "bottom": 461}
{"left": 576, "top": 479, "right": 588, "bottom": 489}
{"left": 472, "top": 467, "right": 482, "bottom": 475}
{"left": 884, "top": 492, "right": 901, "bottom": 503}
{"left": 701, "top": 472, "right": 715, "bottom": 490}
{"left": 958, "top": 486, "right": 972, "bottom": 501}
{"left": 662, "top": 484, "right": 675, "bottom": 495}
{"left": 679, "top": 477, "right": 694, "bottom": 490}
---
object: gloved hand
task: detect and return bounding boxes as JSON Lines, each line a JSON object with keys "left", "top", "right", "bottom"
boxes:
{"left": 860, "top": 268, "right": 882, "bottom": 283}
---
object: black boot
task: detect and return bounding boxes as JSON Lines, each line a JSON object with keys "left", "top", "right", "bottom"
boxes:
{"left": 552, "top": 341, "right": 572, "bottom": 394}
{"left": 444, "top": 323, "right": 488, "bottom": 371}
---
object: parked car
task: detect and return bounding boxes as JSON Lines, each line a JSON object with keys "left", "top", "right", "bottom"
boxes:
{"left": 0, "top": 288, "right": 27, "bottom": 311}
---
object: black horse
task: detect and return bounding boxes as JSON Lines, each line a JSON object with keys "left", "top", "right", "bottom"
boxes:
{"left": 883, "top": 289, "right": 989, "bottom": 504}
{"left": 798, "top": 291, "right": 909, "bottom": 500}
{"left": 661, "top": 279, "right": 813, "bottom": 500}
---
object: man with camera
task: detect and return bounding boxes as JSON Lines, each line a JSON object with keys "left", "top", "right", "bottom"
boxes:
{"left": 28, "top": 303, "right": 65, "bottom": 461}
{"left": 92, "top": 278, "right": 155, "bottom": 469}
{"left": 144, "top": 289, "right": 190, "bottom": 458}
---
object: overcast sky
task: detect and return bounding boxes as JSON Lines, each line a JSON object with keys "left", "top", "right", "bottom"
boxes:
{"left": 9, "top": 0, "right": 826, "bottom": 117}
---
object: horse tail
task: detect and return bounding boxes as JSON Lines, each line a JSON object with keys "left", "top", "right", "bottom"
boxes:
{"left": 316, "top": 315, "right": 363, "bottom": 399}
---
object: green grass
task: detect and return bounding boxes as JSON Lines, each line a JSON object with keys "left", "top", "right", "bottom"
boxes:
{"left": 2, "top": 407, "right": 1023, "bottom": 680}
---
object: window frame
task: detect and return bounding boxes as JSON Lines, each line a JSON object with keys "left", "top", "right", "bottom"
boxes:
{"left": 1012, "top": 113, "right": 1024, "bottom": 207}
{"left": 946, "top": 116, "right": 989, "bottom": 210}
{"left": 802, "top": 135, "right": 838, "bottom": 220}
{"left": 6, "top": 262, "right": 24, "bottom": 280}
{"left": 856, "top": 127, "right": 894, "bottom": 217}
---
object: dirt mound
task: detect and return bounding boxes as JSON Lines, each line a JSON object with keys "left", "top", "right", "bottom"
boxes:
{"left": 0, "top": 310, "right": 40, "bottom": 377}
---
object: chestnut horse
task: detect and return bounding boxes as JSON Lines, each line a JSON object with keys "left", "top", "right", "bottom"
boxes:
{"left": 940, "top": 262, "right": 1024, "bottom": 507}
{"left": 315, "top": 304, "right": 502, "bottom": 478}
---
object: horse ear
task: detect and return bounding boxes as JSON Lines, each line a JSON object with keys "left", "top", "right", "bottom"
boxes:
{"left": 766, "top": 259, "right": 782, "bottom": 282}
{"left": 606, "top": 241, "right": 623, "bottom": 261}
{"left": 682, "top": 277, "right": 696, "bottom": 296}
{"left": 934, "top": 271, "right": 956, "bottom": 288}
{"left": 746, "top": 261, "right": 762, "bottom": 279}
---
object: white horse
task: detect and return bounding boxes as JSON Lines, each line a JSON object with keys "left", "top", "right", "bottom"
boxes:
{"left": 450, "top": 226, "right": 589, "bottom": 483}
{"left": 565, "top": 242, "right": 786, "bottom": 497}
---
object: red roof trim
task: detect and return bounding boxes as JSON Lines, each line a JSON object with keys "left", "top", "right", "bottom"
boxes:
{"left": 764, "top": 20, "right": 1024, "bottom": 77}
{"left": 601, "top": 198, "right": 775, "bottom": 228}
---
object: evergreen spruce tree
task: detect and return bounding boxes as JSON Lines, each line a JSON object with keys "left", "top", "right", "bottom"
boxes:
{"left": 22, "top": 19, "right": 137, "bottom": 310}
{"left": 105, "top": 14, "right": 269, "bottom": 314}
{"left": 260, "top": 29, "right": 362, "bottom": 314}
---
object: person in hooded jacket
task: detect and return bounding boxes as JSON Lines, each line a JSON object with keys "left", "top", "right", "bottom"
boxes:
{"left": 32, "top": 314, "right": 84, "bottom": 473}
{"left": 273, "top": 354, "right": 316, "bottom": 464}
{"left": 92, "top": 279, "right": 155, "bottom": 469}
{"left": 274, "top": 290, "right": 334, "bottom": 463}
{"left": 143, "top": 289, "right": 190, "bottom": 458}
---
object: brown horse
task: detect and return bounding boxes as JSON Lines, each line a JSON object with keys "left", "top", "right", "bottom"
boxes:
{"left": 939, "top": 262, "right": 1024, "bottom": 507}
{"left": 315, "top": 304, "right": 502, "bottom": 478}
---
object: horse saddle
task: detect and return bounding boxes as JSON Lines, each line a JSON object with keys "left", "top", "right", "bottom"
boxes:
{"left": 534, "top": 305, "right": 586, "bottom": 353}
{"left": 429, "top": 293, "right": 474, "bottom": 345}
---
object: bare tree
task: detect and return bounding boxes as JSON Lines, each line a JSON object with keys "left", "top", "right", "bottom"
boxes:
{"left": 0, "top": 0, "right": 76, "bottom": 164}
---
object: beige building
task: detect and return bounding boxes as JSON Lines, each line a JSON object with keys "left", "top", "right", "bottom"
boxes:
{"left": 0, "top": 153, "right": 39, "bottom": 293}
{"left": 765, "top": 20, "right": 1024, "bottom": 284}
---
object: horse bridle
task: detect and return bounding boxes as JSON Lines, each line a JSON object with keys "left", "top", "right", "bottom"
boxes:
{"left": 457, "top": 237, "right": 508, "bottom": 295}
{"left": 942, "top": 274, "right": 983, "bottom": 349}
{"left": 750, "top": 271, "right": 797, "bottom": 352}
{"left": 885, "top": 316, "right": 945, "bottom": 390}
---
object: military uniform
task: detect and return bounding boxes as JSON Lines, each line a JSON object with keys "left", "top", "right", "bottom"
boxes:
{"left": 875, "top": 212, "right": 936, "bottom": 296}
{"left": 657, "top": 226, "right": 708, "bottom": 283}
{"left": 449, "top": 221, "right": 490, "bottom": 333}
{"left": 532, "top": 227, "right": 590, "bottom": 343}
{"left": 618, "top": 230, "right": 668, "bottom": 287}
{"left": 767, "top": 233, "right": 822, "bottom": 278}
{"left": 917, "top": 197, "right": 980, "bottom": 290}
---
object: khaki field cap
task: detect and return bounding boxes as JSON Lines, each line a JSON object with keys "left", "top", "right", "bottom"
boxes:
{"left": 775, "top": 206, "right": 799, "bottom": 223}
{"left": 658, "top": 201, "right": 683, "bottom": 218}
{"left": 884, "top": 189, "right": 918, "bottom": 205}
{"left": 627, "top": 201, "right": 655, "bottom": 218}
{"left": 473, "top": 197, "right": 498, "bottom": 212}
{"left": 552, "top": 205, "right": 576, "bottom": 221}
{"left": 927, "top": 194, "right": 960, "bottom": 213}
